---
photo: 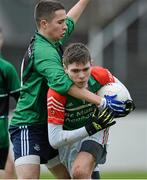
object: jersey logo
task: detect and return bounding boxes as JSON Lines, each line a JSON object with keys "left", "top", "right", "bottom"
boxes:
{"left": 33, "top": 144, "right": 40, "bottom": 152}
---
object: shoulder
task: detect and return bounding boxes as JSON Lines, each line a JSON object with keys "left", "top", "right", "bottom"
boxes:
{"left": 47, "top": 89, "right": 67, "bottom": 105}
{"left": 91, "top": 66, "right": 115, "bottom": 85}
{"left": 47, "top": 89, "right": 66, "bottom": 125}
{"left": 34, "top": 34, "right": 59, "bottom": 60}
{"left": 66, "top": 16, "right": 74, "bottom": 26}
{"left": 35, "top": 43, "right": 57, "bottom": 59}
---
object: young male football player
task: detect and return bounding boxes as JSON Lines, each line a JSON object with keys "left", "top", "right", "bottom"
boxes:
{"left": 47, "top": 43, "right": 135, "bottom": 179}
{"left": 9, "top": 0, "right": 100, "bottom": 179}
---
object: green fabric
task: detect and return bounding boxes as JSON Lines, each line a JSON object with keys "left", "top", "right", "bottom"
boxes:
{"left": 0, "top": 57, "right": 20, "bottom": 97}
{"left": 0, "top": 57, "right": 20, "bottom": 147}
{"left": 11, "top": 17, "right": 74, "bottom": 126}
{"left": 0, "top": 119, "right": 9, "bottom": 148}
{"left": 34, "top": 33, "right": 73, "bottom": 93}
{"left": 63, "top": 76, "right": 103, "bottom": 130}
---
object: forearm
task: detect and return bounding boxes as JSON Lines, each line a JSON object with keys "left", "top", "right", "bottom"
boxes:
{"left": 68, "top": 84, "right": 102, "bottom": 106}
{"left": 67, "top": 0, "right": 90, "bottom": 24}
{"left": 48, "top": 124, "right": 88, "bottom": 149}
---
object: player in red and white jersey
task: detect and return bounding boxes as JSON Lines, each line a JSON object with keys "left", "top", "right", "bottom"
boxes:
{"left": 47, "top": 43, "right": 135, "bottom": 179}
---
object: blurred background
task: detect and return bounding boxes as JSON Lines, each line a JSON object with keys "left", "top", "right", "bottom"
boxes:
{"left": 0, "top": 0, "right": 146, "bottom": 177}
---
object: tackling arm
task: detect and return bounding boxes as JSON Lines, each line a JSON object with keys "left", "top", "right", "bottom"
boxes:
{"left": 68, "top": 67, "right": 118, "bottom": 107}
{"left": 68, "top": 86, "right": 102, "bottom": 106}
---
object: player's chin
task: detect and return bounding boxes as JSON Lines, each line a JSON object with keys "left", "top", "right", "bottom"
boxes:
{"left": 55, "top": 34, "right": 64, "bottom": 41}
{"left": 76, "top": 83, "right": 87, "bottom": 88}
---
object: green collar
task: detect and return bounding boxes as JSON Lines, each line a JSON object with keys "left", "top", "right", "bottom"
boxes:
{"left": 36, "top": 31, "right": 58, "bottom": 48}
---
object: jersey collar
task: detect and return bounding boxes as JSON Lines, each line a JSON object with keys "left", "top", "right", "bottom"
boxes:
{"left": 35, "top": 31, "right": 58, "bottom": 48}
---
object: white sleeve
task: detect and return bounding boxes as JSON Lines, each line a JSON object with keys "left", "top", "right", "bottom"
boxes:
{"left": 48, "top": 123, "right": 89, "bottom": 149}
{"left": 114, "top": 77, "right": 132, "bottom": 100}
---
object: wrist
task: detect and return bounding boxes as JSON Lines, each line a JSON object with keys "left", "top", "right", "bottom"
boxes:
{"left": 98, "top": 97, "right": 106, "bottom": 111}
{"left": 85, "top": 123, "right": 97, "bottom": 136}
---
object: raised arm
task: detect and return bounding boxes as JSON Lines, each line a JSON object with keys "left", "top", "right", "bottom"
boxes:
{"left": 67, "top": 0, "right": 90, "bottom": 24}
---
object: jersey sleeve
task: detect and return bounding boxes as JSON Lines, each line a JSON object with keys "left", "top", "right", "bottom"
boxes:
{"left": 4, "top": 62, "right": 20, "bottom": 100}
{"left": 47, "top": 88, "right": 67, "bottom": 125}
{"left": 59, "top": 17, "right": 75, "bottom": 45}
{"left": 91, "top": 66, "right": 115, "bottom": 85}
{"left": 34, "top": 43, "right": 74, "bottom": 95}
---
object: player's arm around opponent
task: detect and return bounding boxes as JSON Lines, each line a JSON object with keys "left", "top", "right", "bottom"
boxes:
{"left": 9, "top": 1, "right": 133, "bottom": 179}
{"left": 9, "top": 1, "right": 93, "bottom": 180}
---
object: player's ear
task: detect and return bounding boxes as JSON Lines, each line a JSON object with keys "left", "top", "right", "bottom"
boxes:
{"left": 40, "top": 19, "right": 48, "bottom": 30}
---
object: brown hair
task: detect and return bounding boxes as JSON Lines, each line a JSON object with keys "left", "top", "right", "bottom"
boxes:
{"left": 34, "top": 0, "right": 65, "bottom": 28}
{"left": 63, "top": 43, "right": 91, "bottom": 67}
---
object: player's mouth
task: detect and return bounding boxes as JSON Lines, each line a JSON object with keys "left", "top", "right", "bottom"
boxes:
{"left": 61, "top": 32, "right": 66, "bottom": 37}
{"left": 77, "top": 81, "right": 87, "bottom": 87}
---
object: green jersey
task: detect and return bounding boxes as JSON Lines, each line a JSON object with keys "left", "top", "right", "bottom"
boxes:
{"left": 11, "top": 17, "right": 74, "bottom": 126}
{"left": 0, "top": 56, "right": 20, "bottom": 119}
{"left": 0, "top": 56, "right": 20, "bottom": 147}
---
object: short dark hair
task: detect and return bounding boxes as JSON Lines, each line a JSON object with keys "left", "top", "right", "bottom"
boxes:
{"left": 63, "top": 43, "right": 91, "bottom": 67}
{"left": 34, "top": 0, "right": 65, "bottom": 28}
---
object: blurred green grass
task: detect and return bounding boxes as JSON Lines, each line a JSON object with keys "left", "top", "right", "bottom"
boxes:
{"left": 101, "top": 171, "right": 147, "bottom": 179}
{"left": 40, "top": 171, "right": 147, "bottom": 179}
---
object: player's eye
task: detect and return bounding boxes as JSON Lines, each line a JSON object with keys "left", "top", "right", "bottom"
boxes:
{"left": 72, "top": 69, "right": 80, "bottom": 73}
{"left": 58, "top": 19, "right": 65, "bottom": 24}
{"left": 83, "top": 67, "right": 90, "bottom": 72}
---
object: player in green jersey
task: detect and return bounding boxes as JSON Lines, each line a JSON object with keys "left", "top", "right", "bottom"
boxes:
{"left": 47, "top": 43, "right": 135, "bottom": 179}
{"left": 9, "top": 0, "right": 94, "bottom": 179}
{"left": 0, "top": 27, "right": 20, "bottom": 179}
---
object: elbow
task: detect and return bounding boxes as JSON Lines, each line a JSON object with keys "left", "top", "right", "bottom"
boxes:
{"left": 48, "top": 124, "right": 70, "bottom": 149}
{"left": 48, "top": 124, "right": 63, "bottom": 149}
{"left": 49, "top": 135, "right": 69, "bottom": 149}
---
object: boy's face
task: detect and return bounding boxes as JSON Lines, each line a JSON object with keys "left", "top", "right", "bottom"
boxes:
{"left": 65, "top": 62, "right": 91, "bottom": 88}
{"left": 40, "top": 9, "right": 67, "bottom": 41}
